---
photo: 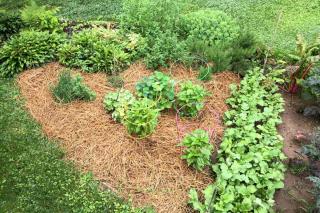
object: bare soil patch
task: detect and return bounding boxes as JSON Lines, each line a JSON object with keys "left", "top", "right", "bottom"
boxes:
{"left": 17, "top": 62, "right": 239, "bottom": 212}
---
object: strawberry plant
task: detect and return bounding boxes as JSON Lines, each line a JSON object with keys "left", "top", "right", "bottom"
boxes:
{"left": 136, "top": 71, "right": 175, "bottom": 110}
{"left": 179, "top": 129, "right": 213, "bottom": 171}
{"left": 124, "top": 98, "right": 159, "bottom": 137}
{"left": 52, "top": 70, "right": 96, "bottom": 103}
{"left": 103, "top": 89, "right": 136, "bottom": 123}
{"left": 176, "top": 81, "right": 208, "bottom": 117}
{"left": 189, "top": 68, "right": 286, "bottom": 212}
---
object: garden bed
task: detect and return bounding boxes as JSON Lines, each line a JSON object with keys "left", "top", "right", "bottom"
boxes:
{"left": 17, "top": 62, "right": 240, "bottom": 212}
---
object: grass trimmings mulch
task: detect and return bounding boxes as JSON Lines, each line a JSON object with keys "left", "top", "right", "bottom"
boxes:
{"left": 17, "top": 62, "right": 240, "bottom": 212}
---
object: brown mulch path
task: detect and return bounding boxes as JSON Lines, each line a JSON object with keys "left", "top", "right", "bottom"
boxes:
{"left": 17, "top": 62, "right": 240, "bottom": 213}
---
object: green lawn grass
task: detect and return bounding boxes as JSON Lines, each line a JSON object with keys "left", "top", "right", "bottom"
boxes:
{"left": 205, "top": 0, "right": 320, "bottom": 51}
{"left": 0, "top": 79, "right": 134, "bottom": 212}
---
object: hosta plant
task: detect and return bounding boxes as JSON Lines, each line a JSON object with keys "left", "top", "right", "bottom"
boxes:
{"left": 136, "top": 71, "right": 175, "bottom": 110}
{"left": 0, "top": 30, "right": 64, "bottom": 77}
{"left": 58, "top": 29, "right": 130, "bottom": 74}
{"left": 52, "top": 70, "right": 96, "bottom": 103}
{"left": 124, "top": 98, "right": 159, "bottom": 137}
{"left": 179, "top": 129, "right": 213, "bottom": 171}
{"left": 176, "top": 81, "right": 208, "bottom": 117}
{"left": 103, "top": 89, "right": 136, "bottom": 123}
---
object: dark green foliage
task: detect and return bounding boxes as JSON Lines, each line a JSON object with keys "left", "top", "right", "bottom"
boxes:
{"left": 179, "top": 129, "right": 213, "bottom": 171}
{"left": 230, "top": 32, "right": 258, "bottom": 75}
{"left": 145, "top": 32, "right": 188, "bottom": 69}
{"left": 198, "top": 66, "right": 213, "bottom": 81}
{"left": 136, "top": 71, "right": 175, "bottom": 110}
{"left": 58, "top": 29, "right": 137, "bottom": 74}
{"left": 21, "top": 1, "right": 62, "bottom": 32}
{"left": 302, "top": 127, "right": 320, "bottom": 160}
{"left": 0, "top": 13, "right": 24, "bottom": 44}
{"left": 0, "top": 30, "right": 65, "bottom": 77}
{"left": 124, "top": 98, "right": 159, "bottom": 137}
{"left": 179, "top": 9, "right": 239, "bottom": 46}
{"left": 0, "top": 79, "right": 139, "bottom": 212}
{"left": 108, "top": 75, "right": 124, "bottom": 88}
{"left": 301, "top": 65, "right": 320, "bottom": 102}
{"left": 103, "top": 89, "right": 136, "bottom": 123}
{"left": 52, "top": 70, "right": 96, "bottom": 103}
{"left": 308, "top": 176, "right": 320, "bottom": 211}
{"left": 176, "top": 81, "right": 208, "bottom": 117}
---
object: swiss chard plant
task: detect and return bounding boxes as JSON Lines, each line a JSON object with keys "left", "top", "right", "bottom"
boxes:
{"left": 179, "top": 129, "right": 213, "bottom": 171}
{"left": 136, "top": 71, "right": 175, "bottom": 110}
{"left": 103, "top": 89, "right": 136, "bottom": 123}
{"left": 176, "top": 81, "right": 208, "bottom": 117}
{"left": 124, "top": 98, "right": 159, "bottom": 137}
{"left": 189, "top": 68, "right": 286, "bottom": 212}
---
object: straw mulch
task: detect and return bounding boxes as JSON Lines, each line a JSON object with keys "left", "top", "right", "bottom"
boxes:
{"left": 17, "top": 62, "right": 240, "bottom": 213}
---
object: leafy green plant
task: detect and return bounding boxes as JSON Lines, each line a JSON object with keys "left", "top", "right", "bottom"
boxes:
{"left": 145, "top": 31, "right": 188, "bottom": 69}
{"left": 103, "top": 89, "right": 136, "bottom": 123}
{"left": 0, "top": 12, "right": 24, "bottom": 44}
{"left": 179, "top": 9, "right": 239, "bottom": 46}
{"left": 0, "top": 30, "right": 64, "bottom": 77}
{"left": 189, "top": 68, "right": 286, "bottom": 212}
{"left": 59, "top": 29, "right": 133, "bottom": 74}
{"left": 188, "top": 185, "right": 215, "bottom": 213}
{"left": 136, "top": 71, "right": 175, "bottom": 110}
{"left": 307, "top": 176, "right": 320, "bottom": 212}
{"left": 179, "top": 129, "right": 213, "bottom": 171}
{"left": 52, "top": 70, "right": 96, "bottom": 103}
{"left": 20, "top": 0, "right": 61, "bottom": 32}
{"left": 124, "top": 98, "right": 159, "bottom": 137}
{"left": 302, "top": 127, "right": 320, "bottom": 160}
{"left": 300, "top": 65, "right": 320, "bottom": 102}
{"left": 176, "top": 81, "right": 208, "bottom": 117}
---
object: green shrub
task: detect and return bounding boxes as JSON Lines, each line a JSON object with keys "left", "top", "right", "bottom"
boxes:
{"left": 301, "top": 65, "right": 320, "bottom": 101}
{"left": 0, "top": 12, "right": 24, "bottom": 44}
{"left": 176, "top": 81, "right": 208, "bottom": 117}
{"left": 302, "top": 127, "right": 320, "bottom": 160}
{"left": 58, "top": 29, "right": 132, "bottom": 74}
{"left": 21, "top": 1, "right": 61, "bottom": 32}
{"left": 145, "top": 32, "right": 188, "bottom": 69}
{"left": 0, "top": 30, "right": 64, "bottom": 77}
{"left": 179, "top": 129, "right": 213, "bottom": 171}
{"left": 179, "top": 9, "right": 239, "bottom": 46}
{"left": 120, "top": 0, "right": 184, "bottom": 36}
{"left": 103, "top": 89, "right": 136, "bottom": 123}
{"left": 136, "top": 71, "right": 175, "bottom": 110}
{"left": 52, "top": 70, "right": 96, "bottom": 103}
{"left": 124, "top": 98, "right": 159, "bottom": 137}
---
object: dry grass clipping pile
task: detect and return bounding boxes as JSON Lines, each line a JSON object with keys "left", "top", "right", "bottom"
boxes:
{"left": 17, "top": 62, "right": 240, "bottom": 213}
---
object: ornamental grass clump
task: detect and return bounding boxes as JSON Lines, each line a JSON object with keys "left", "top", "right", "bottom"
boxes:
{"left": 52, "top": 70, "right": 96, "bottom": 103}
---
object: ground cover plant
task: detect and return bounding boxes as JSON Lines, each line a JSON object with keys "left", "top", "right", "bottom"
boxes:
{"left": 189, "top": 68, "right": 286, "bottom": 212}
{"left": 179, "top": 129, "right": 213, "bottom": 171}
{"left": 136, "top": 71, "right": 175, "bottom": 110}
{"left": 0, "top": 79, "right": 139, "bottom": 213}
{"left": 52, "top": 70, "right": 96, "bottom": 103}
{"left": 104, "top": 89, "right": 136, "bottom": 123}
{"left": 0, "top": 30, "right": 64, "bottom": 77}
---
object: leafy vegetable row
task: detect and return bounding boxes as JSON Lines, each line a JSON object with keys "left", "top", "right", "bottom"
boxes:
{"left": 189, "top": 68, "right": 286, "bottom": 212}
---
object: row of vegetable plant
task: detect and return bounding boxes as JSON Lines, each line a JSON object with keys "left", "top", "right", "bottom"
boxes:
{"left": 189, "top": 68, "right": 286, "bottom": 212}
